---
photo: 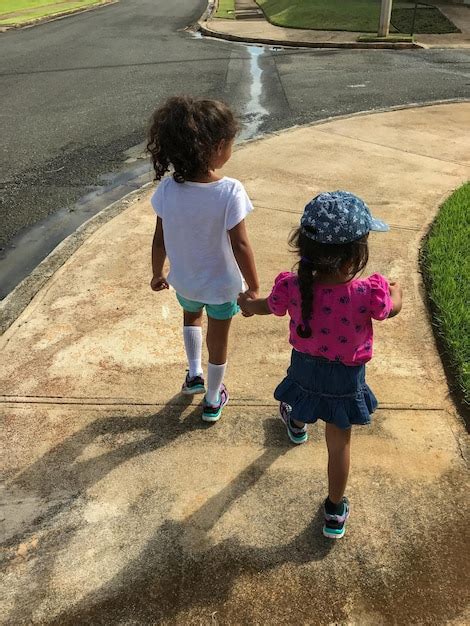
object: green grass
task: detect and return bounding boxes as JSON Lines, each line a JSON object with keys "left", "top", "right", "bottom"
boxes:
{"left": 256, "top": 0, "right": 459, "bottom": 34}
{"left": 0, "top": 0, "right": 107, "bottom": 26}
{"left": 421, "top": 183, "right": 470, "bottom": 414}
{"left": 214, "top": 0, "right": 235, "bottom": 20}
{"left": 256, "top": 0, "right": 382, "bottom": 33}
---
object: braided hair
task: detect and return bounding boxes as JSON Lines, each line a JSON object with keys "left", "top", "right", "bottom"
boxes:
{"left": 147, "top": 96, "right": 239, "bottom": 183}
{"left": 289, "top": 226, "right": 369, "bottom": 339}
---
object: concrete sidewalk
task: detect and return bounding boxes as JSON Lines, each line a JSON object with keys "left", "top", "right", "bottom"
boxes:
{"left": 1, "top": 103, "right": 470, "bottom": 623}
{"left": 203, "top": 4, "right": 470, "bottom": 49}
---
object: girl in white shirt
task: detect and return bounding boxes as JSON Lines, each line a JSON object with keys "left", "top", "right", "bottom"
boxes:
{"left": 148, "top": 96, "right": 259, "bottom": 422}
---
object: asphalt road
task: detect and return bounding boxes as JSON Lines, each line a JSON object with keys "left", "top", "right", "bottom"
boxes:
{"left": 0, "top": 0, "right": 469, "bottom": 295}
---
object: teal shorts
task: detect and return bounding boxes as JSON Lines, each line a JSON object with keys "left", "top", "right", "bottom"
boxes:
{"left": 176, "top": 293, "right": 239, "bottom": 320}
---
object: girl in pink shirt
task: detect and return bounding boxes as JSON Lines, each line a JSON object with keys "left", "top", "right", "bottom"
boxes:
{"left": 238, "top": 191, "right": 402, "bottom": 539}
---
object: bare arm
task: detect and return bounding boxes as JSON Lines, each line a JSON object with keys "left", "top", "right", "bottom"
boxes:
{"left": 388, "top": 281, "right": 403, "bottom": 318}
{"left": 237, "top": 292, "right": 272, "bottom": 316}
{"left": 229, "top": 219, "right": 259, "bottom": 296}
{"left": 150, "top": 217, "right": 169, "bottom": 291}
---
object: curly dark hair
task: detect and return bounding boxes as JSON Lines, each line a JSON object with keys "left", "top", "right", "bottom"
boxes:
{"left": 147, "top": 96, "right": 239, "bottom": 183}
{"left": 289, "top": 226, "right": 369, "bottom": 339}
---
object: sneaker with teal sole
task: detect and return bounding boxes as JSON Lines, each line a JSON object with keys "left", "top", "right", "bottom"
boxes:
{"left": 323, "top": 497, "right": 350, "bottom": 539}
{"left": 181, "top": 372, "right": 206, "bottom": 395}
{"left": 202, "top": 384, "right": 229, "bottom": 422}
{"left": 279, "top": 402, "right": 308, "bottom": 444}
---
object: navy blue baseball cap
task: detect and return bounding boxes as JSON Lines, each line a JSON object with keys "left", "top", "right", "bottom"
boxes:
{"left": 300, "top": 191, "right": 389, "bottom": 244}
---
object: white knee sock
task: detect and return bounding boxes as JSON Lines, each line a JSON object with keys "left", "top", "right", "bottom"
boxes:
{"left": 183, "top": 326, "right": 203, "bottom": 378}
{"left": 206, "top": 362, "right": 227, "bottom": 405}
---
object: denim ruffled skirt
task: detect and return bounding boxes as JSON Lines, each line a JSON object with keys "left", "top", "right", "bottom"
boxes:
{"left": 274, "top": 350, "right": 377, "bottom": 429}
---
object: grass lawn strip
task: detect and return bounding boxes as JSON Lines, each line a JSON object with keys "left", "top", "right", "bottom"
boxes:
{"left": 256, "top": 0, "right": 380, "bottom": 32}
{"left": 421, "top": 182, "right": 470, "bottom": 411}
{"left": 256, "top": 0, "right": 459, "bottom": 34}
{"left": 214, "top": 0, "right": 235, "bottom": 20}
{"left": 0, "top": 0, "right": 108, "bottom": 25}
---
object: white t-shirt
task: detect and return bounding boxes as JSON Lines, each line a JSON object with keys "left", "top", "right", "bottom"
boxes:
{"left": 151, "top": 176, "right": 253, "bottom": 304}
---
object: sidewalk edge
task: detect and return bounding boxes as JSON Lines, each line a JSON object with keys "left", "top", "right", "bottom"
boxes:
{"left": 198, "top": 21, "right": 423, "bottom": 50}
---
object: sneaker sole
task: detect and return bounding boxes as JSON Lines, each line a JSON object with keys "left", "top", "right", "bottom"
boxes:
{"left": 202, "top": 410, "right": 222, "bottom": 422}
{"left": 279, "top": 411, "right": 308, "bottom": 445}
{"left": 322, "top": 525, "right": 346, "bottom": 539}
{"left": 202, "top": 394, "right": 229, "bottom": 422}
{"left": 181, "top": 385, "right": 206, "bottom": 396}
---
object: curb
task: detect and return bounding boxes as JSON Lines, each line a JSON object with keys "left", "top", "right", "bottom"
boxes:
{"left": 233, "top": 98, "right": 470, "bottom": 152}
{"left": 198, "top": 21, "right": 423, "bottom": 50}
{"left": 0, "top": 183, "right": 152, "bottom": 336}
{"left": 1, "top": 98, "right": 468, "bottom": 335}
{"left": 0, "top": 0, "right": 117, "bottom": 33}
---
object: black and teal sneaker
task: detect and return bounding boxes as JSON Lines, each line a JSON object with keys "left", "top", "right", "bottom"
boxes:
{"left": 323, "top": 497, "right": 350, "bottom": 539}
{"left": 202, "top": 384, "right": 229, "bottom": 422}
{"left": 181, "top": 372, "right": 205, "bottom": 396}
{"left": 279, "top": 402, "right": 308, "bottom": 444}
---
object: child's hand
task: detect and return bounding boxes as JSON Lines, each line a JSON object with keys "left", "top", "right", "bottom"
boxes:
{"left": 238, "top": 291, "right": 272, "bottom": 317}
{"left": 238, "top": 290, "right": 256, "bottom": 317}
{"left": 388, "top": 281, "right": 403, "bottom": 318}
{"left": 150, "top": 275, "right": 169, "bottom": 291}
{"left": 389, "top": 281, "right": 402, "bottom": 297}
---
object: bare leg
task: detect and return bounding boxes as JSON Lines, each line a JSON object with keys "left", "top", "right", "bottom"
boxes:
{"left": 184, "top": 309, "right": 203, "bottom": 327}
{"left": 325, "top": 423, "right": 351, "bottom": 504}
{"left": 206, "top": 316, "right": 232, "bottom": 365}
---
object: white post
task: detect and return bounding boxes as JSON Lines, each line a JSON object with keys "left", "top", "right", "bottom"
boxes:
{"left": 378, "top": 0, "right": 393, "bottom": 37}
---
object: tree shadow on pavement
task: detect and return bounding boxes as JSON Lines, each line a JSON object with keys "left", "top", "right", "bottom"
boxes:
{"left": 3, "top": 394, "right": 200, "bottom": 622}
{"left": 4, "top": 405, "right": 333, "bottom": 624}
{"left": 3, "top": 394, "right": 198, "bottom": 546}
{"left": 49, "top": 420, "right": 334, "bottom": 625}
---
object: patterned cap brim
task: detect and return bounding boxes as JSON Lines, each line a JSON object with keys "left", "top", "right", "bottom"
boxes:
{"left": 369, "top": 217, "right": 390, "bottom": 232}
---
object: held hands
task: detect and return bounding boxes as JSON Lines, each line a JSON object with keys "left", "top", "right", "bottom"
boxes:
{"left": 389, "top": 281, "right": 403, "bottom": 298}
{"left": 388, "top": 280, "right": 403, "bottom": 318}
{"left": 150, "top": 275, "right": 169, "bottom": 291}
{"left": 237, "top": 289, "right": 258, "bottom": 317}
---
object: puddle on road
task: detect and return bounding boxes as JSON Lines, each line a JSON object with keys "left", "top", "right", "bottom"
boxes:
{"left": 0, "top": 159, "right": 153, "bottom": 300}
{"left": 187, "top": 32, "right": 270, "bottom": 140}
{"left": 239, "top": 46, "right": 269, "bottom": 141}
